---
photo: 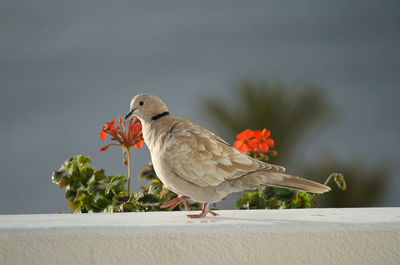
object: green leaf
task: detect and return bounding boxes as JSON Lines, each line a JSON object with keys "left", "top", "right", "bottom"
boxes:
{"left": 88, "top": 177, "right": 103, "bottom": 195}
{"left": 303, "top": 199, "right": 311, "bottom": 208}
{"left": 108, "top": 175, "right": 128, "bottom": 193}
{"left": 333, "top": 173, "right": 346, "bottom": 191}
{"left": 139, "top": 163, "right": 158, "bottom": 180}
{"left": 76, "top": 192, "right": 94, "bottom": 206}
{"left": 53, "top": 155, "right": 129, "bottom": 213}
{"left": 136, "top": 193, "right": 160, "bottom": 206}
{"left": 65, "top": 188, "right": 77, "bottom": 201}
{"left": 121, "top": 201, "right": 137, "bottom": 212}
{"left": 96, "top": 197, "right": 111, "bottom": 210}
{"left": 113, "top": 191, "right": 130, "bottom": 206}
{"left": 80, "top": 166, "right": 94, "bottom": 184}
{"left": 290, "top": 196, "right": 301, "bottom": 208}
{"left": 52, "top": 167, "right": 67, "bottom": 184}
{"left": 67, "top": 199, "right": 80, "bottom": 211}
{"left": 236, "top": 192, "right": 262, "bottom": 209}
{"left": 58, "top": 177, "right": 70, "bottom": 188}
{"left": 236, "top": 192, "right": 251, "bottom": 209}
{"left": 261, "top": 187, "right": 296, "bottom": 201}
{"left": 77, "top": 155, "right": 91, "bottom": 165}
{"left": 148, "top": 181, "right": 163, "bottom": 195}
{"left": 69, "top": 176, "right": 81, "bottom": 190}
{"left": 93, "top": 174, "right": 127, "bottom": 196}
{"left": 94, "top": 169, "right": 106, "bottom": 181}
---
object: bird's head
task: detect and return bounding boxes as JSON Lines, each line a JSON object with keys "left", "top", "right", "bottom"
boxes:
{"left": 125, "top": 94, "right": 169, "bottom": 123}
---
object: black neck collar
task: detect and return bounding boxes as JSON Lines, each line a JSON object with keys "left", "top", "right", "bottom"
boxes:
{"left": 151, "top": 111, "right": 169, "bottom": 121}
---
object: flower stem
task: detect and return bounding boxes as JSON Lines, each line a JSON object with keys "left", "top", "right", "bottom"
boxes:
{"left": 127, "top": 148, "right": 132, "bottom": 194}
{"left": 323, "top": 173, "right": 335, "bottom": 186}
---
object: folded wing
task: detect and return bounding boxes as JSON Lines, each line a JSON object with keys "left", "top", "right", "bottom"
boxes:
{"left": 163, "top": 118, "right": 285, "bottom": 187}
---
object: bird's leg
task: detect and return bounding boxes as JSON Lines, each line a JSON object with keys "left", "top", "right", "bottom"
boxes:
{"left": 187, "top": 203, "right": 219, "bottom": 218}
{"left": 160, "top": 195, "right": 191, "bottom": 210}
{"left": 183, "top": 200, "right": 191, "bottom": 211}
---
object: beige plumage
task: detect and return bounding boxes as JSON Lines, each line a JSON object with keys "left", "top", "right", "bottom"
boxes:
{"left": 126, "top": 94, "right": 330, "bottom": 218}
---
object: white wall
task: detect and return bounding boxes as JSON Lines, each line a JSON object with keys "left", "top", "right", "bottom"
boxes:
{"left": 1, "top": 208, "right": 399, "bottom": 265}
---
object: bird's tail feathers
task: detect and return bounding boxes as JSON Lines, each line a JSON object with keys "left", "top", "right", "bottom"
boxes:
{"left": 261, "top": 172, "right": 330, "bottom": 194}
{"left": 236, "top": 171, "right": 330, "bottom": 194}
{"left": 218, "top": 172, "right": 330, "bottom": 198}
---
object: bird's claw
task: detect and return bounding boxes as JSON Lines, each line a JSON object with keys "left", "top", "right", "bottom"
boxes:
{"left": 186, "top": 202, "right": 219, "bottom": 218}
{"left": 160, "top": 195, "right": 191, "bottom": 210}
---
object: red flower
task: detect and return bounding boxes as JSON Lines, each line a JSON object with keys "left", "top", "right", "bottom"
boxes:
{"left": 234, "top": 129, "right": 257, "bottom": 153}
{"left": 258, "top": 129, "right": 274, "bottom": 152}
{"left": 234, "top": 128, "right": 275, "bottom": 154}
{"left": 99, "top": 117, "right": 143, "bottom": 153}
{"left": 99, "top": 117, "right": 144, "bottom": 194}
{"left": 128, "top": 119, "right": 144, "bottom": 149}
{"left": 135, "top": 141, "right": 143, "bottom": 149}
{"left": 99, "top": 119, "right": 116, "bottom": 140}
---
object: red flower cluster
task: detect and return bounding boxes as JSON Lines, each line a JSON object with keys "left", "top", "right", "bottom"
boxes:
{"left": 100, "top": 117, "right": 144, "bottom": 194}
{"left": 100, "top": 117, "right": 144, "bottom": 157}
{"left": 234, "top": 128, "right": 275, "bottom": 154}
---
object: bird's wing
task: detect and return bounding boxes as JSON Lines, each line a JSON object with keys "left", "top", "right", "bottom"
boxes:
{"left": 162, "top": 118, "right": 285, "bottom": 187}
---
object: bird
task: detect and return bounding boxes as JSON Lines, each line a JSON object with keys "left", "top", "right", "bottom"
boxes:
{"left": 125, "top": 94, "right": 330, "bottom": 218}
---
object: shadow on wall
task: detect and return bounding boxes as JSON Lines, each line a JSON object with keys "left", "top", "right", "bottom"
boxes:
{"left": 202, "top": 81, "right": 391, "bottom": 207}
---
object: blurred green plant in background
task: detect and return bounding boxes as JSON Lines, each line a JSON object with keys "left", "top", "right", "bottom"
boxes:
{"left": 300, "top": 152, "right": 390, "bottom": 207}
{"left": 203, "top": 81, "right": 390, "bottom": 207}
{"left": 204, "top": 81, "right": 335, "bottom": 165}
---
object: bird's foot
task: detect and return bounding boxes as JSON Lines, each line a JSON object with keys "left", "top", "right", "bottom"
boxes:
{"left": 187, "top": 203, "right": 219, "bottom": 218}
{"left": 160, "top": 195, "right": 191, "bottom": 210}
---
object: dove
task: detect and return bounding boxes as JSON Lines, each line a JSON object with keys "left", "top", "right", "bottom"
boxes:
{"left": 125, "top": 94, "right": 330, "bottom": 218}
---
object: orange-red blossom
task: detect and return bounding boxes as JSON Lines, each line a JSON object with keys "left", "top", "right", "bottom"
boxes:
{"left": 99, "top": 117, "right": 143, "bottom": 164}
{"left": 234, "top": 128, "right": 275, "bottom": 154}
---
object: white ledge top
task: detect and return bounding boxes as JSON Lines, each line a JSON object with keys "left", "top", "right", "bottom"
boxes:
{"left": 1, "top": 208, "right": 400, "bottom": 265}
{"left": 1, "top": 207, "right": 399, "bottom": 233}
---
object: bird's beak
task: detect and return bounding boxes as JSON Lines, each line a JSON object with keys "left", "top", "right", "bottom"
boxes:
{"left": 125, "top": 108, "right": 136, "bottom": 120}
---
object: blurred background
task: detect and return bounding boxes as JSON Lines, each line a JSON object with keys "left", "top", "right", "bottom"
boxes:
{"left": 1, "top": 0, "right": 399, "bottom": 214}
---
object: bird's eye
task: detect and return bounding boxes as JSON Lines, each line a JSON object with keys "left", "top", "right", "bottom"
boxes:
{"left": 139, "top": 101, "right": 144, "bottom": 106}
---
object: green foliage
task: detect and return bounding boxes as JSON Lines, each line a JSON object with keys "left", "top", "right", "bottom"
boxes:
{"left": 52, "top": 155, "right": 129, "bottom": 212}
{"left": 53, "top": 155, "right": 201, "bottom": 213}
{"left": 236, "top": 188, "right": 311, "bottom": 209}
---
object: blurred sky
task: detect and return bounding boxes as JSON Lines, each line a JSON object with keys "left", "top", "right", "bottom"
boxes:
{"left": 1, "top": 1, "right": 399, "bottom": 214}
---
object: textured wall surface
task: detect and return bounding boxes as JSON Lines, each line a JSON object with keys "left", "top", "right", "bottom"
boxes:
{"left": 1, "top": 208, "right": 399, "bottom": 265}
